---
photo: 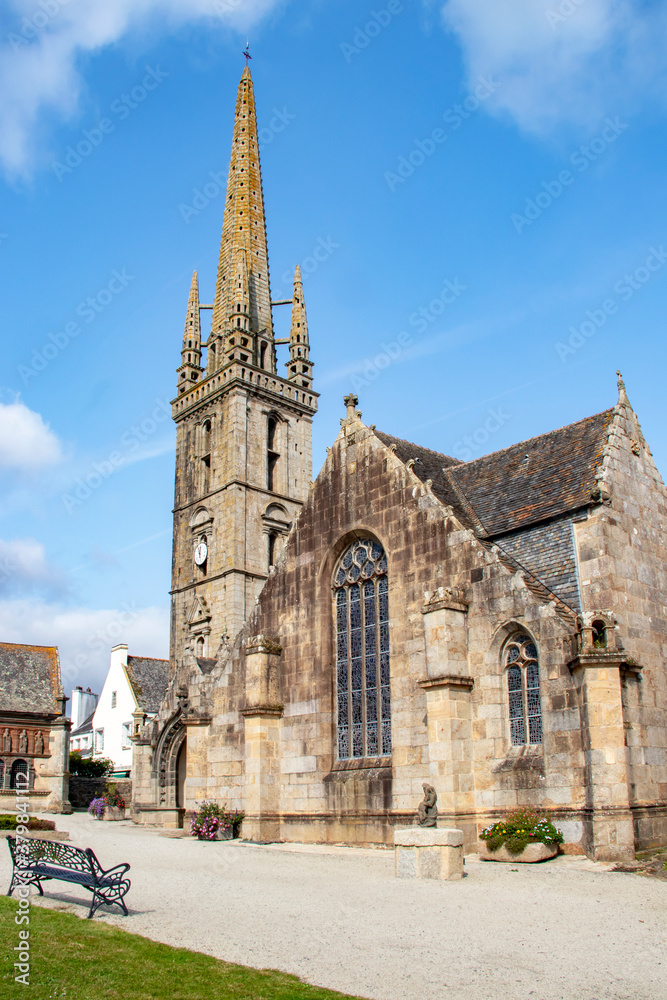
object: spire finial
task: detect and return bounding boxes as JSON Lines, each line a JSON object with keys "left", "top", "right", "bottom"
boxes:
{"left": 344, "top": 393, "right": 359, "bottom": 421}
{"left": 616, "top": 369, "right": 629, "bottom": 405}
{"left": 243, "top": 40, "right": 252, "bottom": 66}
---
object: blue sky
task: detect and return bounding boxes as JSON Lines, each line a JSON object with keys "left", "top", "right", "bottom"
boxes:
{"left": 1, "top": 0, "right": 666, "bottom": 700}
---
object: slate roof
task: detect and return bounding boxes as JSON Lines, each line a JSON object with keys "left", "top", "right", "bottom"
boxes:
{"left": 377, "top": 409, "right": 615, "bottom": 538}
{"left": 447, "top": 410, "right": 615, "bottom": 537}
{"left": 0, "top": 642, "right": 63, "bottom": 715}
{"left": 125, "top": 656, "right": 169, "bottom": 714}
{"left": 71, "top": 709, "right": 95, "bottom": 737}
{"left": 374, "top": 432, "right": 467, "bottom": 515}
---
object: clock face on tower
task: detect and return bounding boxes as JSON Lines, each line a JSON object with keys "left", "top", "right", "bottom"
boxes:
{"left": 194, "top": 537, "right": 208, "bottom": 566}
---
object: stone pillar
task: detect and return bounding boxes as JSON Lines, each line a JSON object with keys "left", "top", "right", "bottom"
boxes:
{"left": 419, "top": 676, "right": 474, "bottom": 814}
{"left": 421, "top": 591, "right": 474, "bottom": 830}
{"left": 43, "top": 696, "right": 71, "bottom": 813}
{"left": 570, "top": 651, "right": 637, "bottom": 862}
{"left": 242, "top": 635, "right": 283, "bottom": 842}
{"left": 129, "top": 725, "right": 154, "bottom": 822}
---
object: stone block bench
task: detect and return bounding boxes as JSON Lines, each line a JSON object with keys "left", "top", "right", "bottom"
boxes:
{"left": 6, "top": 835, "right": 131, "bottom": 918}
{"left": 394, "top": 827, "right": 464, "bottom": 880}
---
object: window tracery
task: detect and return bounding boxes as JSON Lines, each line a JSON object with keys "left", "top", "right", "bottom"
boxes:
{"left": 505, "top": 633, "right": 542, "bottom": 745}
{"left": 334, "top": 539, "right": 391, "bottom": 759}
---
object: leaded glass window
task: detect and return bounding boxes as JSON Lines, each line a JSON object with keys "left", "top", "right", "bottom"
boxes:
{"left": 504, "top": 633, "right": 542, "bottom": 746}
{"left": 334, "top": 539, "right": 391, "bottom": 759}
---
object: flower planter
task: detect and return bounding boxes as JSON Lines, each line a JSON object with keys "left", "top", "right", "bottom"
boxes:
{"left": 101, "top": 807, "right": 126, "bottom": 822}
{"left": 197, "top": 826, "right": 240, "bottom": 841}
{"left": 479, "top": 842, "right": 558, "bottom": 863}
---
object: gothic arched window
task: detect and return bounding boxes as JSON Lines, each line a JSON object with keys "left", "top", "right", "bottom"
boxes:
{"left": 334, "top": 538, "right": 391, "bottom": 759}
{"left": 504, "top": 633, "right": 542, "bottom": 746}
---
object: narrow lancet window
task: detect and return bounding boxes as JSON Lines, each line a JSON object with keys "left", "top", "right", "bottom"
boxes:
{"left": 504, "top": 633, "right": 542, "bottom": 746}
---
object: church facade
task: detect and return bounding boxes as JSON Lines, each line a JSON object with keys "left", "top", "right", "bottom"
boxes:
{"left": 131, "top": 66, "right": 667, "bottom": 862}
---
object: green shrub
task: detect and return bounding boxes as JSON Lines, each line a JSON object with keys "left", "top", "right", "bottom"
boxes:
{"left": 480, "top": 808, "right": 563, "bottom": 854}
{"left": 69, "top": 751, "right": 113, "bottom": 777}
{"left": 0, "top": 814, "right": 56, "bottom": 831}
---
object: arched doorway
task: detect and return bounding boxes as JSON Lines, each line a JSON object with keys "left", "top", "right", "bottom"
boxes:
{"left": 156, "top": 717, "right": 186, "bottom": 827}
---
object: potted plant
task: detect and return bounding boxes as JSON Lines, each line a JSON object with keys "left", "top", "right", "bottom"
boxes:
{"left": 479, "top": 808, "right": 563, "bottom": 863}
{"left": 190, "top": 801, "right": 244, "bottom": 841}
{"left": 88, "top": 785, "right": 126, "bottom": 822}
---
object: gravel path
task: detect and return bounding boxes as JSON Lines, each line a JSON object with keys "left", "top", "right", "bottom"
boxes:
{"left": 3, "top": 812, "right": 665, "bottom": 1000}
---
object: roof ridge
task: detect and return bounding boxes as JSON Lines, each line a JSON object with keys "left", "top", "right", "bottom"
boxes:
{"left": 127, "top": 655, "right": 170, "bottom": 663}
{"left": 374, "top": 429, "right": 460, "bottom": 466}
{"left": 0, "top": 641, "right": 58, "bottom": 652}
{"left": 450, "top": 407, "right": 614, "bottom": 470}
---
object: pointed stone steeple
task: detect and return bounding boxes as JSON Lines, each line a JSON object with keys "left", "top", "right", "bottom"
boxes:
{"left": 177, "top": 271, "right": 203, "bottom": 394}
{"left": 209, "top": 65, "right": 273, "bottom": 374}
{"left": 286, "top": 266, "right": 313, "bottom": 390}
{"left": 170, "top": 64, "right": 319, "bottom": 658}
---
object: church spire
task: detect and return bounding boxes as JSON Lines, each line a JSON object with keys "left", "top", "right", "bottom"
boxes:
{"left": 209, "top": 65, "right": 273, "bottom": 374}
{"left": 177, "top": 271, "right": 203, "bottom": 394}
{"left": 286, "top": 265, "right": 313, "bottom": 390}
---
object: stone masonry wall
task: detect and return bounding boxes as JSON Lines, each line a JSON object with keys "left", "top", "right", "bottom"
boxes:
{"left": 574, "top": 400, "right": 667, "bottom": 849}
{"left": 177, "top": 415, "right": 593, "bottom": 852}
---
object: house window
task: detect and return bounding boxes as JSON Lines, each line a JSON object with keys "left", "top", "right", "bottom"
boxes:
{"left": 94, "top": 729, "right": 104, "bottom": 753}
{"left": 121, "top": 723, "right": 131, "bottom": 750}
{"left": 334, "top": 538, "right": 391, "bottom": 759}
{"left": 111, "top": 691, "right": 117, "bottom": 708}
{"left": 505, "top": 633, "right": 542, "bottom": 745}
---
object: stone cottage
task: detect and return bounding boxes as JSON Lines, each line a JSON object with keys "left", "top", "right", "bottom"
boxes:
{"left": 0, "top": 642, "right": 71, "bottom": 812}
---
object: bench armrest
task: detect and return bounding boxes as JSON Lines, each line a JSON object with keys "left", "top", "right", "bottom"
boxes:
{"left": 99, "top": 862, "right": 131, "bottom": 879}
{"left": 86, "top": 849, "right": 130, "bottom": 882}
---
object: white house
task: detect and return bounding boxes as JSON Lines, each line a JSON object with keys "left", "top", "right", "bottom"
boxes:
{"left": 92, "top": 645, "right": 168, "bottom": 777}
{"left": 69, "top": 686, "right": 98, "bottom": 756}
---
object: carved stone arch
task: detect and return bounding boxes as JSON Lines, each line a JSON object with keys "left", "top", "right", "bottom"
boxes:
{"left": 489, "top": 619, "right": 539, "bottom": 662}
{"left": 190, "top": 506, "right": 213, "bottom": 531}
{"left": 317, "top": 526, "right": 388, "bottom": 585}
{"left": 156, "top": 714, "right": 186, "bottom": 808}
{"left": 262, "top": 503, "right": 292, "bottom": 569}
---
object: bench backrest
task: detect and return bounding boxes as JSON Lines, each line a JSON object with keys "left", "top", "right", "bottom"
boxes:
{"left": 7, "top": 836, "right": 94, "bottom": 877}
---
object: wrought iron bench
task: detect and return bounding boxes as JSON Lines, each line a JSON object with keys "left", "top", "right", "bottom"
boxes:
{"left": 6, "top": 836, "right": 131, "bottom": 919}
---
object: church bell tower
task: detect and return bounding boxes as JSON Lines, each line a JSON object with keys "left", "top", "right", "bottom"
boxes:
{"left": 170, "top": 65, "right": 318, "bottom": 667}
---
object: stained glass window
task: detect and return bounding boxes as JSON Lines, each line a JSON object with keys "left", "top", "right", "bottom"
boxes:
{"left": 504, "top": 634, "right": 542, "bottom": 746}
{"left": 334, "top": 538, "right": 391, "bottom": 759}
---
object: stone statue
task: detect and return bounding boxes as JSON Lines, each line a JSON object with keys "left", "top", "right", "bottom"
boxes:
{"left": 19, "top": 730, "right": 28, "bottom": 753}
{"left": 3, "top": 728, "right": 12, "bottom": 753}
{"left": 417, "top": 783, "right": 438, "bottom": 827}
{"left": 34, "top": 732, "right": 44, "bottom": 755}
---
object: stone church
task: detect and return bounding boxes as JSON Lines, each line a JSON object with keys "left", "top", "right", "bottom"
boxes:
{"left": 131, "top": 66, "right": 667, "bottom": 862}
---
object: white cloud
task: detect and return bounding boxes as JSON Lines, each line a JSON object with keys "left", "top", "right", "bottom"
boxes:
{"left": 0, "top": 597, "right": 169, "bottom": 697}
{"left": 0, "top": 536, "right": 66, "bottom": 596}
{"left": 0, "top": 400, "right": 63, "bottom": 469}
{"left": 441, "top": 0, "right": 667, "bottom": 135}
{"left": 0, "top": 0, "right": 285, "bottom": 175}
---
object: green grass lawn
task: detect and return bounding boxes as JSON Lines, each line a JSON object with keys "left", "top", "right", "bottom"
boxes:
{"left": 0, "top": 897, "right": 365, "bottom": 1000}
